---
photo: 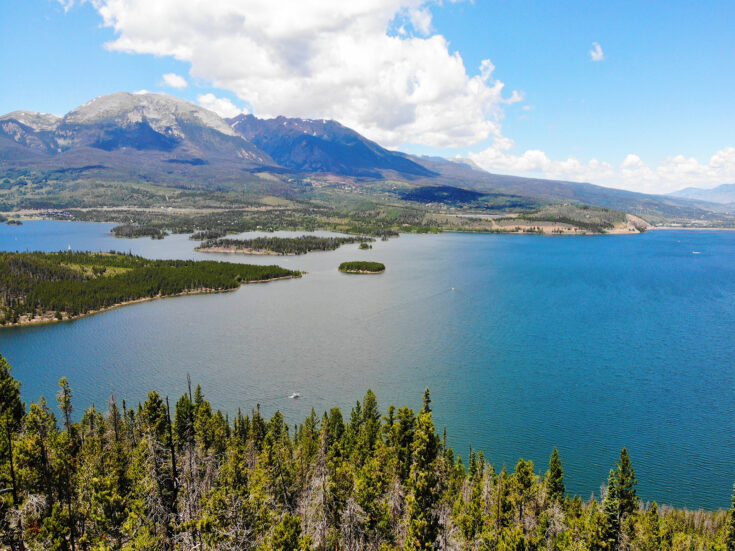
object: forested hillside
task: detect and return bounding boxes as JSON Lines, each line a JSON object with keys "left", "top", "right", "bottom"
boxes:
{"left": 0, "top": 356, "right": 732, "bottom": 550}
{"left": 0, "top": 252, "right": 298, "bottom": 325}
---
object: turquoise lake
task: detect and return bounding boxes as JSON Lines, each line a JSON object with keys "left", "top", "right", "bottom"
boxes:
{"left": 0, "top": 221, "right": 734, "bottom": 509}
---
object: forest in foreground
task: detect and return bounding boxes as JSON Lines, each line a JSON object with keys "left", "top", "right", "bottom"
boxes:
{"left": 0, "top": 356, "right": 733, "bottom": 551}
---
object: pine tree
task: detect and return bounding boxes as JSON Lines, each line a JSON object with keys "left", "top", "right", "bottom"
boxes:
{"left": 355, "top": 390, "right": 381, "bottom": 463}
{"left": 56, "top": 378, "right": 77, "bottom": 551}
{"left": 422, "top": 387, "right": 432, "bottom": 413}
{"left": 513, "top": 458, "right": 536, "bottom": 529}
{"left": 270, "top": 514, "right": 304, "bottom": 551}
{"left": 0, "top": 354, "right": 25, "bottom": 550}
{"left": 546, "top": 447, "right": 565, "bottom": 503}
{"left": 726, "top": 483, "right": 735, "bottom": 551}
{"left": 404, "top": 408, "right": 441, "bottom": 550}
{"left": 639, "top": 502, "right": 661, "bottom": 551}
{"left": 454, "top": 478, "right": 483, "bottom": 542}
{"left": 601, "top": 470, "right": 620, "bottom": 551}
{"left": 615, "top": 448, "right": 638, "bottom": 517}
{"left": 0, "top": 354, "right": 24, "bottom": 432}
{"left": 57, "top": 377, "right": 73, "bottom": 436}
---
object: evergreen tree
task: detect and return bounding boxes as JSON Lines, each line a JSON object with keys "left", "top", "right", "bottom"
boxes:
{"left": 513, "top": 458, "right": 536, "bottom": 528}
{"left": 56, "top": 377, "right": 73, "bottom": 436}
{"left": 404, "top": 408, "right": 440, "bottom": 550}
{"left": 638, "top": 502, "right": 661, "bottom": 551}
{"left": 0, "top": 354, "right": 24, "bottom": 431}
{"left": 422, "top": 387, "right": 432, "bottom": 413}
{"left": 601, "top": 470, "right": 620, "bottom": 551}
{"left": 0, "top": 354, "right": 730, "bottom": 551}
{"left": 269, "top": 514, "right": 305, "bottom": 551}
{"left": 546, "top": 447, "right": 565, "bottom": 503}
{"left": 615, "top": 447, "right": 638, "bottom": 517}
{"left": 0, "top": 354, "right": 24, "bottom": 550}
{"left": 354, "top": 390, "right": 381, "bottom": 463}
{"left": 726, "top": 483, "right": 735, "bottom": 551}
{"left": 173, "top": 393, "right": 195, "bottom": 447}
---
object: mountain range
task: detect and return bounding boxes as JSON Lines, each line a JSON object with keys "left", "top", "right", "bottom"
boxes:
{"left": 1, "top": 91, "right": 732, "bottom": 222}
{"left": 669, "top": 183, "right": 735, "bottom": 205}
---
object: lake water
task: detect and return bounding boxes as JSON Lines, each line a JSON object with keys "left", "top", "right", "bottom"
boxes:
{"left": 1, "top": 220, "right": 734, "bottom": 509}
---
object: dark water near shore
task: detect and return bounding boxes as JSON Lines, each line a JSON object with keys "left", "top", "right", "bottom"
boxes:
{"left": 1, "top": 221, "right": 734, "bottom": 509}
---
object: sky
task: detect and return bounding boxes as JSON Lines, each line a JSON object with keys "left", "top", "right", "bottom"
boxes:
{"left": 1, "top": 0, "right": 734, "bottom": 194}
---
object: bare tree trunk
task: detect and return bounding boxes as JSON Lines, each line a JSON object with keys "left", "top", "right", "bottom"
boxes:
{"left": 165, "top": 397, "right": 179, "bottom": 520}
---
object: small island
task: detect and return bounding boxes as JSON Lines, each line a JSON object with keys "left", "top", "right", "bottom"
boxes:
{"left": 111, "top": 224, "right": 167, "bottom": 239}
{"left": 197, "top": 235, "right": 373, "bottom": 255}
{"left": 0, "top": 251, "right": 300, "bottom": 327}
{"left": 339, "top": 261, "right": 385, "bottom": 274}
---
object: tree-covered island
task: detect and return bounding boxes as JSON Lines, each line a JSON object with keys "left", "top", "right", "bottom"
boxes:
{"left": 339, "top": 261, "right": 386, "bottom": 273}
{"left": 0, "top": 362, "right": 733, "bottom": 551}
{"left": 0, "top": 251, "right": 299, "bottom": 327}
{"left": 197, "top": 235, "right": 373, "bottom": 255}
{"left": 111, "top": 224, "right": 168, "bottom": 239}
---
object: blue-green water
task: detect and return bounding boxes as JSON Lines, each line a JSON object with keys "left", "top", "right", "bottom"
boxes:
{"left": 1, "top": 221, "right": 734, "bottom": 509}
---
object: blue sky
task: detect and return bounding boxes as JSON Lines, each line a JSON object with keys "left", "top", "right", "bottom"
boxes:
{"left": 1, "top": 0, "right": 734, "bottom": 193}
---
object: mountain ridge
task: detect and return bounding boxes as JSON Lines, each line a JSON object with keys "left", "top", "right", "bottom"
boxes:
{"left": 228, "top": 113, "right": 436, "bottom": 178}
{"left": 0, "top": 91, "right": 732, "bottom": 224}
{"left": 670, "top": 183, "right": 735, "bottom": 204}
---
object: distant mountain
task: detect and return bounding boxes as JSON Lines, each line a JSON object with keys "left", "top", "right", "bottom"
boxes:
{"left": 228, "top": 114, "right": 436, "bottom": 178}
{"left": 670, "top": 183, "right": 735, "bottom": 204}
{"left": 410, "top": 155, "right": 730, "bottom": 220}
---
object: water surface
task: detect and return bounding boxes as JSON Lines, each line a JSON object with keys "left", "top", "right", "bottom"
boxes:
{"left": 1, "top": 221, "right": 733, "bottom": 509}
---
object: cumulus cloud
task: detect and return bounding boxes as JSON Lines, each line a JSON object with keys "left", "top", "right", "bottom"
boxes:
{"left": 469, "top": 142, "right": 735, "bottom": 194}
{"left": 67, "top": 0, "right": 519, "bottom": 148}
{"left": 162, "top": 73, "right": 188, "bottom": 89}
{"left": 589, "top": 42, "right": 604, "bottom": 62}
{"left": 197, "top": 93, "right": 248, "bottom": 118}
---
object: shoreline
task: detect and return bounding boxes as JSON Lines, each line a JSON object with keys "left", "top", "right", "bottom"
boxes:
{"left": 196, "top": 246, "right": 292, "bottom": 255}
{"left": 648, "top": 226, "right": 735, "bottom": 231}
{"left": 7, "top": 213, "right": 735, "bottom": 238}
{"left": 0, "top": 274, "right": 299, "bottom": 330}
{"left": 339, "top": 269, "right": 386, "bottom": 274}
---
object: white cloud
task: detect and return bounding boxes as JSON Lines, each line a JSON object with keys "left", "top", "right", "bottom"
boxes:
{"left": 68, "top": 0, "right": 520, "bottom": 148}
{"left": 162, "top": 72, "right": 188, "bottom": 89}
{"left": 469, "top": 142, "right": 735, "bottom": 194}
{"left": 197, "top": 93, "right": 248, "bottom": 118}
{"left": 589, "top": 42, "right": 604, "bottom": 62}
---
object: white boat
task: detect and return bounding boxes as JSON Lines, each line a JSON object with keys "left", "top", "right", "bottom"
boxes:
{"left": 290, "top": 392, "right": 301, "bottom": 399}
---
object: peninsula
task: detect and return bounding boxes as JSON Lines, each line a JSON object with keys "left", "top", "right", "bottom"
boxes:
{"left": 0, "top": 251, "right": 299, "bottom": 327}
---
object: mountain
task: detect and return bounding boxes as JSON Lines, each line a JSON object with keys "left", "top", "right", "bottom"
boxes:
{"left": 0, "top": 93, "right": 276, "bottom": 184}
{"left": 228, "top": 114, "right": 435, "bottom": 178}
{"left": 670, "top": 183, "right": 735, "bottom": 204}
{"left": 0, "top": 91, "right": 731, "bottom": 223}
{"left": 410, "top": 155, "right": 731, "bottom": 220}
